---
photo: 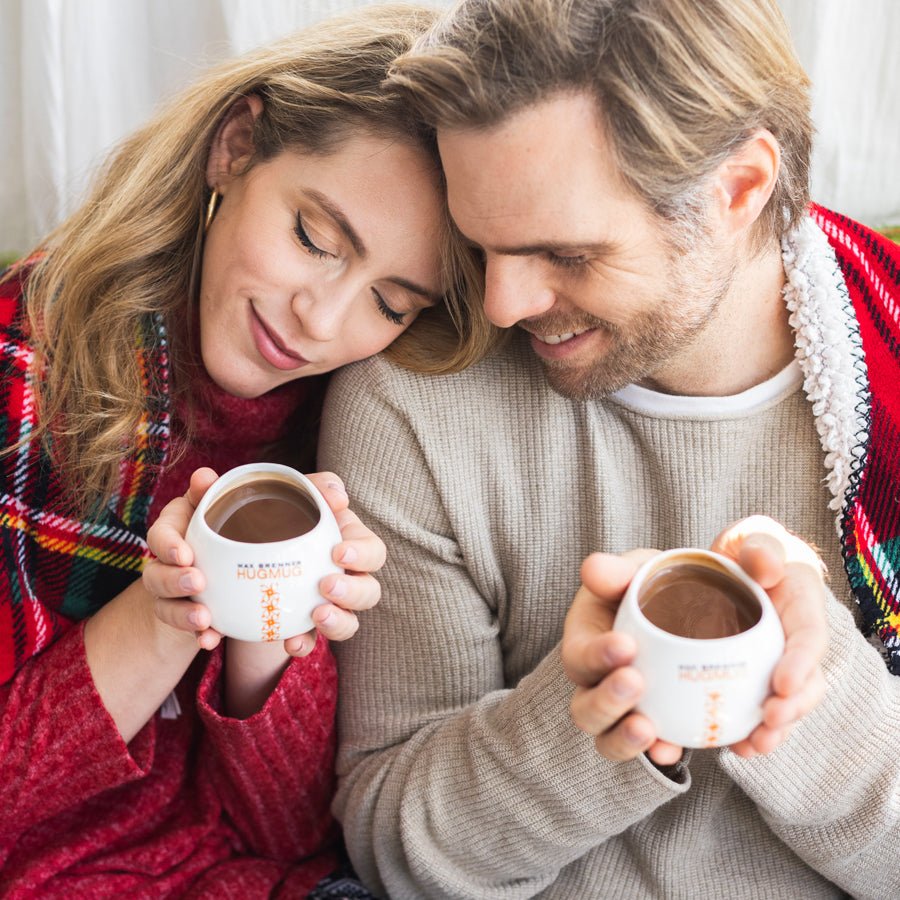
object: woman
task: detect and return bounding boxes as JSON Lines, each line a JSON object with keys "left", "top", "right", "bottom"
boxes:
{"left": 0, "top": 5, "right": 491, "bottom": 897}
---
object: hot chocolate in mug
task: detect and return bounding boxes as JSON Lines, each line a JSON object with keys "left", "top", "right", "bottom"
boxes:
{"left": 185, "top": 463, "right": 343, "bottom": 641}
{"left": 612, "top": 548, "right": 785, "bottom": 748}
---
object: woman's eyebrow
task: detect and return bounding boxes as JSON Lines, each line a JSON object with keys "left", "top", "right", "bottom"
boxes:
{"left": 305, "top": 189, "right": 442, "bottom": 304}
{"left": 304, "top": 189, "right": 367, "bottom": 258}
{"left": 387, "top": 277, "right": 442, "bottom": 305}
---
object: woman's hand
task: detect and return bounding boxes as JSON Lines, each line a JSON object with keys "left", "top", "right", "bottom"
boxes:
{"left": 143, "top": 467, "right": 222, "bottom": 650}
{"left": 286, "top": 471, "right": 385, "bottom": 656}
{"left": 142, "top": 467, "right": 386, "bottom": 657}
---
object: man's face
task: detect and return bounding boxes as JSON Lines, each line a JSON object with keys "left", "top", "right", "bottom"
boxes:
{"left": 438, "top": 91, "right": 734, "bottom": 399}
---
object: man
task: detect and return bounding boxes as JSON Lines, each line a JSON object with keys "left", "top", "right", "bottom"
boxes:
{"left": 319, "top": 0, "right": 900, "bottom": 896}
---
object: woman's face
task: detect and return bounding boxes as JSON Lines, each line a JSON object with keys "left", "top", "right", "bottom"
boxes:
{"left": 199, "top": 134, "right": 445, "bottom": 398}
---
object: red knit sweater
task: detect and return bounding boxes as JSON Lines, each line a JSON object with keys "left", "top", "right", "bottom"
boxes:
{"left": 0, "top": 627, "right": 338, "bottom": 898}
{"left": 0, "top": 272, "right": 337, "bottom": 897}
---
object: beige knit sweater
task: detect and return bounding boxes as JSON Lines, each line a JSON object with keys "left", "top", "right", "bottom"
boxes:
{"left": 320, "top": 333, "right": 900, "bottom": 899}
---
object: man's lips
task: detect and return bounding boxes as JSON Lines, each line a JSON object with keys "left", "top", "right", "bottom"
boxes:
{"left": 524, "top": 326, "right": 597, "bottom": 360}
{"left": 530, "top": 327, "right": 591, "bottom": 345}
{"left": 249, "top": 305, "right": 309, "bottom": 371}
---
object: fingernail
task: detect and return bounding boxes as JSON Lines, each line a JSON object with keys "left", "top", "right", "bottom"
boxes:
{"left": 625, "top": 723, "right": 646, "bottom": 745}
{"left": 611, "top": 678, "right": 637, "bottom": 700}
{"left": 179, "top": 574, "right": 196, "bottom": 593}
{"left": 328, "top": 480, "right": 347, "bottom": 495}
{"left": 327, "top": 577, "right": 347, "bottom": 600}
{"left": 320, "top": 611, "right": 335, "bottom": 627}
{"left": 188, "top": 611, "right": 202, "bottom": 627}
{"left": 340, "top": 546, "right": 358, "bottom": 565}
{"left": 168, "top": 548, "right": 180, "bottom": 564}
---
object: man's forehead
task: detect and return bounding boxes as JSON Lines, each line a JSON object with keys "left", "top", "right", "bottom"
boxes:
{"left": 437, "top": 96, "right": 627, "bottom": 248}
{"left": 437, "top": 91, "right": 603, "bottom": 158}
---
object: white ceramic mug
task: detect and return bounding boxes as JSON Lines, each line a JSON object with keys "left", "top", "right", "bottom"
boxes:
{"left": 612, "top": 548, "right": 785, "bottom": 748}
{"left": 185, "top": 463, "right": 343, "bottom": 642}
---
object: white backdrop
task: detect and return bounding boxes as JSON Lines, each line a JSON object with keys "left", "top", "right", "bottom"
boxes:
{"left": 1, "top": 0, "right": 898, "bottom": 255}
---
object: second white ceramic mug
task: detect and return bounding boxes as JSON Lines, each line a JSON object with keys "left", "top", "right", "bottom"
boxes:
{"left": 612, "top": 548, "right": 785, "bottom": 748}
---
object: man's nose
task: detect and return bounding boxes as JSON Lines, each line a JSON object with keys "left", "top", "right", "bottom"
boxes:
{"left": 482, "top": 256, "right": 555, "bottom": 328}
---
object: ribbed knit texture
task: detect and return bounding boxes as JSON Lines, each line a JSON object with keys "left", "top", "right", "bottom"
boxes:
{"left": 1, "top": 624, "right": 339, "bottom": 898}
{"left": 0, "top": 266, "right": 339, "bottom": 896}
{"left": 320, "top": 208, "right": 900, "bottom": 899}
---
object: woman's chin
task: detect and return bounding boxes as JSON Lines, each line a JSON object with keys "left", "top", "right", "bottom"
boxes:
{"left": 203, "top": 363, "right": 270, "bottom": 400}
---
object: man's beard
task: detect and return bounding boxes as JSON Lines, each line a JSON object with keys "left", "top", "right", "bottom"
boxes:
{"left": 532, "top": 248, "right": 736, "bottom": 401}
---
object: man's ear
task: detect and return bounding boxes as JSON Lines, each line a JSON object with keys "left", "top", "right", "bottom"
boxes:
{"left": 205, "top": 94, "right": 265, "bottom": 191}
{"left": 711, "top": 129, "right": 781, "bottom": 237}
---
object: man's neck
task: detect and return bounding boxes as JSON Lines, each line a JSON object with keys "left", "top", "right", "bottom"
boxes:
{"left": 639, "top": 241, "right": 792, "bottom": 397}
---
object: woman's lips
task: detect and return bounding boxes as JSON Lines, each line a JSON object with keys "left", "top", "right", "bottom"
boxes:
{"left": 249, "top": 304, "right": 309, "bottom": 371}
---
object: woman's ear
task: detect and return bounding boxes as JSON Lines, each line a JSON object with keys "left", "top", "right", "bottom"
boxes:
{"left": 205, "top": 94, "right": 265, "bottom": 191}
{"left": 710, "top": 129, "right": 781, "bottom": 238}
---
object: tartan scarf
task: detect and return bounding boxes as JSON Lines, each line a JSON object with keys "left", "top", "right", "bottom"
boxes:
{"left": 0, "top": 264, "right": 171, "bottom": 683}
{"left": 789, "top": 206, "right": 900, "bottom": 673}
{"left": 0, "top": 265, "right": 316, "bottom": 684}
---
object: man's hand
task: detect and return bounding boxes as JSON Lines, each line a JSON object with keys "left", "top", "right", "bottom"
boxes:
{"left": 710, "top": 516, "right": 828, "bottom": 757}
{"left": 563, "top": 549, "right": 684, "bottom": 766}
{"left": 562, "top": 517, "right": 828, "bottom": 764}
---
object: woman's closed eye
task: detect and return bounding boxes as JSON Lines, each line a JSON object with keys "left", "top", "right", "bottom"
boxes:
{"left": 295, "top": 211, "right": 416, "bottom": 327}
{"left": 294, "top": 213, "right": 335, "bottom": 259}
{"left": 373, "top": 289, "right": 406, "bottom": 326}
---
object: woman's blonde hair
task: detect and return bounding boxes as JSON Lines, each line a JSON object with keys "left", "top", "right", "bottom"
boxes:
{"left": 389, "top": 0, "right": 813, "bottom": 249}
{"left": 14, "top": 4, "right": 495, "bottom": 512}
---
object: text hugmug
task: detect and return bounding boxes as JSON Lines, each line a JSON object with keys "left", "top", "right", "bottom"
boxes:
{"left": 185, "top": 463, "right": 343, "bottom": 641}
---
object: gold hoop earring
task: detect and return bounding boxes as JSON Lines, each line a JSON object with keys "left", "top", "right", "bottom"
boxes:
{"left": 204, "top": 189, "right": 220, "bottom": 232}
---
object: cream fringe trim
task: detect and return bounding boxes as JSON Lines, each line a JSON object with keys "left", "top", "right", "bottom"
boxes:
{"left": 781, "top": 217, "right": 870, "bottom": 532}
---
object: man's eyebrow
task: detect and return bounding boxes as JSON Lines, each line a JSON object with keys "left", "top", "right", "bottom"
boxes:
{"left": 304, "top": 189, "right": 367, "bottom": 258}
{"left": 487, "top": 239, "right": 617, "bottom": 257}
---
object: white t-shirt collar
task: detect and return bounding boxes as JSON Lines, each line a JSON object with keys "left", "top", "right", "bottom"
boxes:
{"left": 609, "top": 359, "right": 803, "bottom": 418}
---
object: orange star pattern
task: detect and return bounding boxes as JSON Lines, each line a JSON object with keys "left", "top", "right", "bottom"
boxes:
{"left": 703, "top": 690, "right": 722, "bottom": 747}
{"left": 259, "top": 583, "right": 282, "bottom": 641}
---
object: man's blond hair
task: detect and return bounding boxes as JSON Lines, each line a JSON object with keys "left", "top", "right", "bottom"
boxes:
{"left": 390, "top": 0, "right": 813, "bottom": 246}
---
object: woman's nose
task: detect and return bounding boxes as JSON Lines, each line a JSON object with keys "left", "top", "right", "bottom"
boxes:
{"left": 291, "top": 287, "right": 348, "bottom": 343}
{"left": 482, "top": 255, "right": 555, "bottom": 328}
